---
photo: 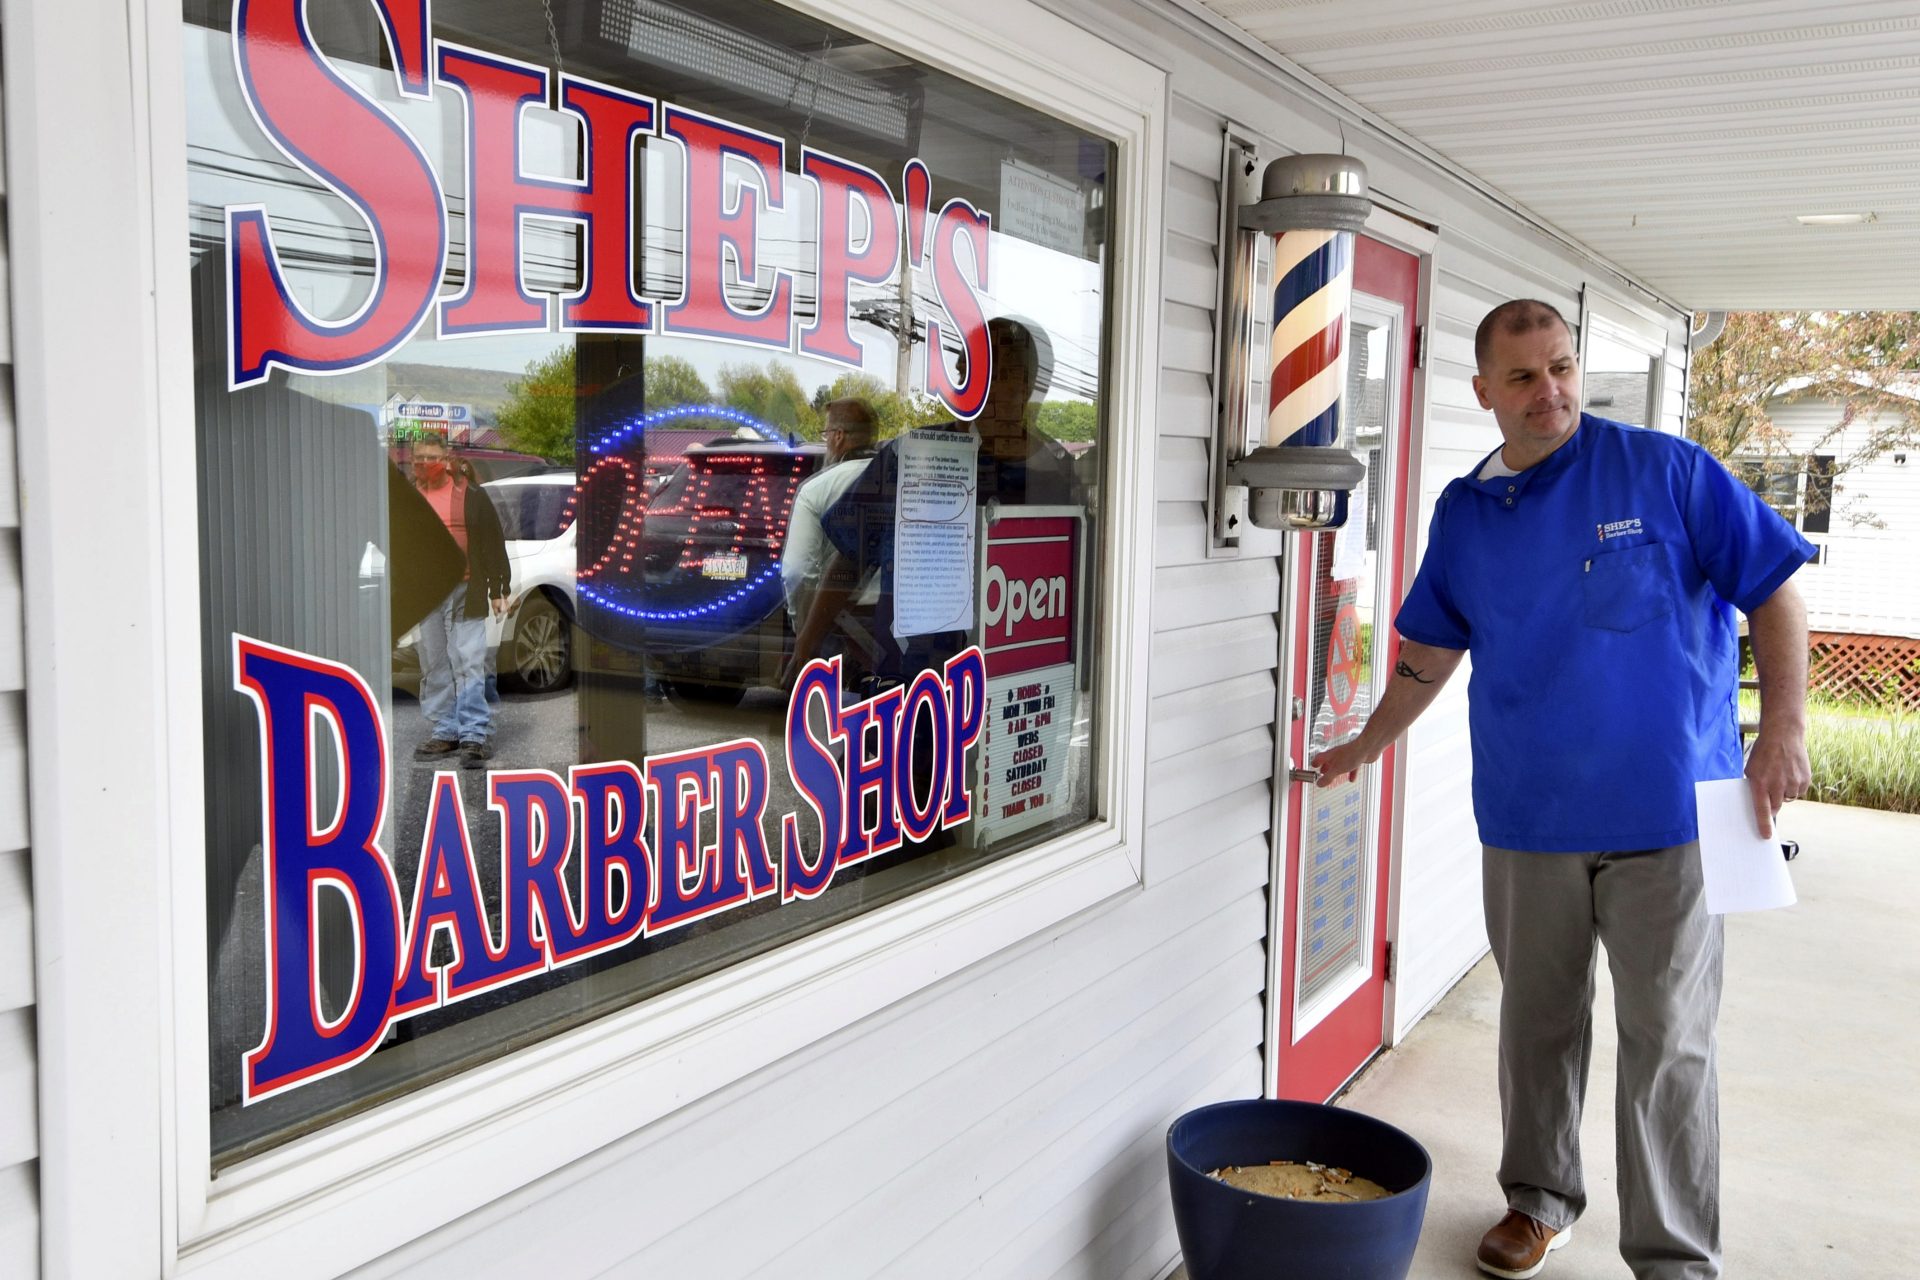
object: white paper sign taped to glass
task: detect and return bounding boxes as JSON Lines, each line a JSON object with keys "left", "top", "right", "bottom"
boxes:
{"left": 892, "top": 429, "right": 980, "bottom": 641}
{"left": 976, "top": 509, "right": 1084, "bottom": 842}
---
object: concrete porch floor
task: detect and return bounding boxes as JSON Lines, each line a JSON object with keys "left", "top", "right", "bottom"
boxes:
{"left": 1172, "top": 800, "right": 1919, "bottom": 1280}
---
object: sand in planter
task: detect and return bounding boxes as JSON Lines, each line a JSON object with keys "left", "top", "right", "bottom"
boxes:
{"left": 1208, "top": 1160, "right": 1391, "bottom": 1202}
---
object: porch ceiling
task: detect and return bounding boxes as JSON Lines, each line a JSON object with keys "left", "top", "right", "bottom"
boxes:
{"left": 1187, "top": 0, "right": 1920, "bottom": 312}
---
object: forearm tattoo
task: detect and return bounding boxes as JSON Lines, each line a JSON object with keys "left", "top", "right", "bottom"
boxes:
{"left": 1394, "top": 659, "right": 1435, "bottom": 684}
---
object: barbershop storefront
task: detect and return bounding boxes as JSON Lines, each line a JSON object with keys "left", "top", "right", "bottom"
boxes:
{"left": 3, "top": 0, "right": 1690, "bottom": 1276}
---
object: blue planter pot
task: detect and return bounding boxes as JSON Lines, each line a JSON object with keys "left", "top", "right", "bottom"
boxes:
{"left": 1166, "top": 1099, "right": 1432, "bottom": 1280}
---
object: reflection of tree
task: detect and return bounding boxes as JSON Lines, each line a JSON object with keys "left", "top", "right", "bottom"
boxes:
{"left": 644, "top": 354, "right": 713, "bottom": 408}
{"left": 809, "top": 370, "right": 948, "bottom": 440}
{"left": 1036, "top": 400, "right": 1099, "bottom": 442}
{"left": 498, "top": 349, "right": 717, "bottom": 462}
{"left": 499, "top": 348, "right": 1098, "bottom": 458}
{"left": 717, "top": 361, "right": 817, "bottom": 437}
{"left": 497, "top": 347, "right": 579, "bottom": 462}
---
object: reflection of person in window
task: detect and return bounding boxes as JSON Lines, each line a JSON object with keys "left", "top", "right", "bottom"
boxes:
{"left": 781, "top": 397, "right": 882, "bottom": 676}
{"left": 785, "top": 315, "right": 1082, "bottom": 692}
{"left": 404, "top": 434, "right": 511, "bottom": 767}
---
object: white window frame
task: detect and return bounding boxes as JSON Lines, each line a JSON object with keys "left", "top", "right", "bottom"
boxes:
{"left": 1579, "top": 283, "right": 1670, "bottom": 431}
{"left": 13, "top": 0, "right": 1165, "bottom": 1274}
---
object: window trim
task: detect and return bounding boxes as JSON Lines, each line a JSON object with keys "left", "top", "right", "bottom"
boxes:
{"left": 1578, "top": 283, "right": 1670, "bottom": 430}
{"left": 18, "top": 0, "right": 1165, "bottom": 1273}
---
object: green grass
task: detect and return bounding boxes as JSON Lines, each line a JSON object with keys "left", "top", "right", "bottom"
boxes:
{"left": 1739, "top": 691, "right": 1920, "bottom": 814}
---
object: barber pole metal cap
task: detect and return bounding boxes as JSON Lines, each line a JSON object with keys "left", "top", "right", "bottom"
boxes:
{"left": 1239, "top": 154, "right": 1373, "bottom": 234}
{"left": 1238, "top": 154, "right": 1372, "bottom": 530}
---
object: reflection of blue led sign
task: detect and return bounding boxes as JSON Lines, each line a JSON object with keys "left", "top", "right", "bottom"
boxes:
{"left": 582, "top": 566, "right": 784, "bottom": 623}
{"left": 590, "top": 402, "right": 784, "bottom": 454}
{"left": 584, "top": 403, "right": 795, "bottom": 627}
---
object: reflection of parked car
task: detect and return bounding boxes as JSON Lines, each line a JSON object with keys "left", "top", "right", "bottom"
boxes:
{"left": 394, "top": 469, "right": 579, "bottom": 695}
{"left": 589, "top": 441, "right": 826, "bottom": 705}
{"left": 485, "top": 470, "right": 580, "bottom": 691}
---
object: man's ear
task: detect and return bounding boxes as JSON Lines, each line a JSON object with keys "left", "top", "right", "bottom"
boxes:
{"left": 1471, "top": 374, "right": 1492, "bottom": 410}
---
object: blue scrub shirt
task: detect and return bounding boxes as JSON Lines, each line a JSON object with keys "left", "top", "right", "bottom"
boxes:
{"left": 1395, "top": 414, "right": 1815, "bottom": 852}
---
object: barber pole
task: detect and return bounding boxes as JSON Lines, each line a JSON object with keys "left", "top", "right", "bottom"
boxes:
{"left": 1267, "top": 228, "right": 1353, "bottom": 448}
{"left": 1223, "top": 153, "right": 1372, "bottom": 532}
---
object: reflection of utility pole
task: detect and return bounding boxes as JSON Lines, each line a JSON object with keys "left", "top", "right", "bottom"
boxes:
{"left": 896, "top": 241, "right": 914, "bottom": 398}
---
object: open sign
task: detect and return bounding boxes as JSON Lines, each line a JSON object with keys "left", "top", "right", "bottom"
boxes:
{"left": 980, "top": 513, "right": 1080, "bottom": 679}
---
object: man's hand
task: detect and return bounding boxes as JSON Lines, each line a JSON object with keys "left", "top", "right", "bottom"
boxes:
{"left": 1311, "top": 736, "right": 1376, "bottom": 788}
{"left": 1744, "top": 727, "right": 1810, "bottom": 838}
{"left": 1304, "top": 639, "right": 1466, "bottom": 788}
{"left": 491, "top": 594, "right": 510, "bottom": 618}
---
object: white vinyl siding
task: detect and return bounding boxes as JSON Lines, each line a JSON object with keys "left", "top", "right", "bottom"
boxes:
{"left": 0, "top": 32, "right": 40, "bottom": 1274}
{"left": 1761, "top": 394, "right": 1920, "bottom": 638}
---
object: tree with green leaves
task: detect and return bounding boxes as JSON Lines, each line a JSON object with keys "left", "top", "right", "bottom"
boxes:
{"left": 495, "top": 345, "right": 577, "bottom": 462}
{"left": 1035, "top": 399, "right": 1100, "bottom": 442}
{"left": 1689, "top": 312, "right": 1920, "bottom": 523}
{"left": 644, "top": 354, "right": 713, "bottom": 408}
{"left": 717, "top": 360, "right": 819, "bottom": 438}
{"left": 810, "top": 369, "right": 947, "bottom": 439}
{"left": 495, "top": 348, "right": 722, "bottom": 462}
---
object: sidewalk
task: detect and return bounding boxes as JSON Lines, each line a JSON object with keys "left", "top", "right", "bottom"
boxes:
{"left": 1335, "top": 800, "right": 1920, "bottom": 1279}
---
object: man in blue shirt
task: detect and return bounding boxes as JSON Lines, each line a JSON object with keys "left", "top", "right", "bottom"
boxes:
{"left": 1315, "top": 300, "right": 1811, "bottom": 1280}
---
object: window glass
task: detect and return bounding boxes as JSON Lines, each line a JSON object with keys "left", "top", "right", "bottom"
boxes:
{"left": 1582, "top": 323, "right": 1657, "bottom": 427}
{"left": 188, "top": 0, "right": 1114, "bottom": 1163}
{"left": 1734, "top": 457, "right": 1801, "bottom": 522}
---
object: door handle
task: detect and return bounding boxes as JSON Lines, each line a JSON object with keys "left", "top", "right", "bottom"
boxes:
{"left": 1288, "top": 767, "right": 1321, "bottom": 785}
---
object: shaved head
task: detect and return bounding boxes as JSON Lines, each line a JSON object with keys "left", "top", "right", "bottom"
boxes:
{"left": 1474, "top": 300, "right": 1573, "bottom": 373}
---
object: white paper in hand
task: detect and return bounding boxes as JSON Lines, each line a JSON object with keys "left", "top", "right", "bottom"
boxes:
{"left": 1693, "top": 778, "right": 1796, "bottom": 915}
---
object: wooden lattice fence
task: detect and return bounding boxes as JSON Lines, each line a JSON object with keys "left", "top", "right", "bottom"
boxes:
{"left": 1807, "top": 632, "right": 1920, "bottom": 711}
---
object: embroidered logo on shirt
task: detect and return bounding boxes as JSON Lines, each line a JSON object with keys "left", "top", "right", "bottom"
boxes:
{"left": 1597, "top": 517, "right": 1643, "bottom": 542}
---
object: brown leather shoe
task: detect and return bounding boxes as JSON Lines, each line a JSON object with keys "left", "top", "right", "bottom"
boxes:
{"left": 1476, "top": 1209, "right": 1571, "bottom": 1279}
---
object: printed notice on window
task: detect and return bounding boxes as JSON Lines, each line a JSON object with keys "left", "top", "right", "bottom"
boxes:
{"left": 893, "top": 430, "right": 979, "bottom": 641}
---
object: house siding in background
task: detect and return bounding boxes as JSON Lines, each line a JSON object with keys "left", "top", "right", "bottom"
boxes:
{"left": 1763, "top": 393, "right": 1920, "bottom": 639}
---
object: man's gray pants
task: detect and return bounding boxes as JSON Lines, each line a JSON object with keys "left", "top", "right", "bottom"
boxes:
{"left": 1483, "top": 843, "right": 1723, "bottom": 1280}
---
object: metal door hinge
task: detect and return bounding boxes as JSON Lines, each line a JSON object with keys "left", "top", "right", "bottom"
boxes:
{"left": 1413, "top": 324, "right": 1428, "bottom": 370}
{"left": 1383, "top": 939, "right": 1396, "bottom": 984}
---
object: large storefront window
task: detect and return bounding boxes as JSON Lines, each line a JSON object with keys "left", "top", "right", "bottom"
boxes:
{"left": 187, "top": 0, "right": 1114, "bottom": 1163}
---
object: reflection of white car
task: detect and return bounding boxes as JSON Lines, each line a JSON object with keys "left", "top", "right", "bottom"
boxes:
{"left": 484, "top": 471, "right": 579, "bottom": 692}
{"left": 392, "top": 470, "right": 579, "bottom": 695}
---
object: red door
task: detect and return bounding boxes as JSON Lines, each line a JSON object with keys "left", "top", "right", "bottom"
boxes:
{"left": 1271, "top": 234, "right": 1421, "bottom": 1102}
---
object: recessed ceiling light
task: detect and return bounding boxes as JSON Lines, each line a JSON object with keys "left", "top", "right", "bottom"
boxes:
{"left": 1795, "top": 212, "right": 1876, "bottom": 226}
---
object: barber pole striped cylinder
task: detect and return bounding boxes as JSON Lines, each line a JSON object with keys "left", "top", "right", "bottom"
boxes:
{"left": 1266, "top": 228, "right": 1353, "bottom": 449}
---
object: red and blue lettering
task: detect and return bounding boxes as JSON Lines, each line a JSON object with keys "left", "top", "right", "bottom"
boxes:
{"left": 901, "top": 158, "right": 932, "bottom": 269}
{"left": 799, "top": 149, "right": 899, "bottom": 368}
{"left": 779, "top": 651, "right": 989, "bottom": 901}
{"left": 226, "top": 0, "right": 445, "bottom": 388}
{"left": 233, "top": 636, "right": 404, "bottom": 1103}
{"left": 436, "top": 47, "right": 655, "bottom": 335}
{"left": 942, "top": 647, "right": 988, "bottom": 828}
{"left": 781, "top": 659, "right": 848, "bottom": 903}
{"left": 569, "top": 763, "right": 655, "bottom": 953}
{"left": 645, "top": 740, "right": 773, "bottom": 932}
{"left": 898, "top": 671, "right": 952, "bottom": 843}
{"left": 658, "top": 106, "right": 795, "bottom": 349}
{"left": 392, "top": 772, "right": 518, "bottom": 1014}
{"left": 487, "top": 770, "right": 582, "bottom": 974}
{"left": 836, "top": 684, "right": 907, "bottom": 869}
{"left": 925, "top": 199, "right": 993, "bottom": 419}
